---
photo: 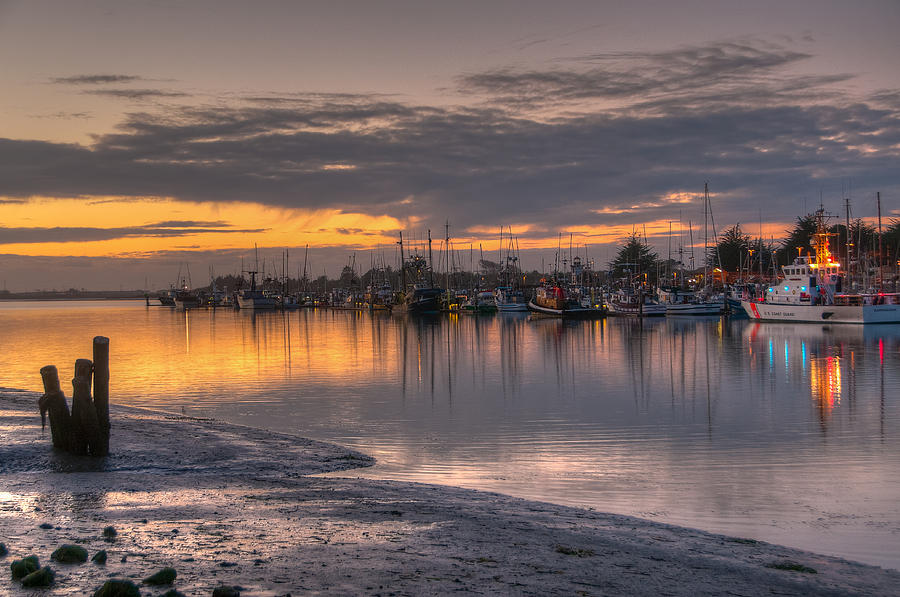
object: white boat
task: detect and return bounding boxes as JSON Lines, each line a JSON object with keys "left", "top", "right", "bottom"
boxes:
{"left": 657, "top": 287, "right": 723, "bottom": 316}
{"left": 494, "top": 286, "right": 529, "bottom": 312}
{"left": 741, "top": 208, "right": 900, "bottom": 324}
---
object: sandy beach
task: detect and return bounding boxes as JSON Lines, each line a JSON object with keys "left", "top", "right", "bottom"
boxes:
{"left": 2, "top": 389, "right": 898, "bottom": 596}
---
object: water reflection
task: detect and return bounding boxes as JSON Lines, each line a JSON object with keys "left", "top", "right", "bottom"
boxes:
{"left": 1, "top": 301, "right": 899, "bottom": 569}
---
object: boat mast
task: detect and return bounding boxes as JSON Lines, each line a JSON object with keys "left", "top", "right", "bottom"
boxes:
{"left": 877, "top": 191, "right": 884, "bottom": 290}
{"left": 703, "top": 182, "right": 709, "bottom": 288}
{"left": 398, "top": 231, "right": 406, "bottom": 291}
{"left": 688, "top": 221, "right": 695, "bottom": 273}
{"left": 428, "top": 229, "right": 434, "bottom": 288}
{"left": 667, "top": 221, "right": 672, "bottom": 286}
{"left": 302, "top": 244, "right": 309, "bottom": 293}
{"left": 445, "top": 221, "right": 451, "bottom": 293}
{"left": 845, "top": 196, "right": 852, "bottom": 288}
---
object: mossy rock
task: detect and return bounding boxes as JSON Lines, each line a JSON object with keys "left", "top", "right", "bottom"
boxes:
{"left": 766, "top": 560, "right": 817, "bottom": 574}
{"left": 144, "top": 567, "right": 177, "bottom": 585}
{"left": 555, "top": 544, "right": 595, "bottom": 557}
{"left": 93, "top": 578, "right": 142, "bottom": 597}
{"left": 212, "top": 586, "right": 241, "bottom": 597}
{"left": 103, "top": 526, "right": 118, "bottom": 540}
{"left": 21, "top": 566, "right": 55, "bottom": 588}
{"left": 162, "top": 590, "right": 186, "bottom": 597}
{"left": 11, "top": 555, "right": 40, "bottom": 580}
{"left": 0, "top": 542, "right": 7, "bottom": 557}
{"left": 51, "top": 544, "right": 89, "bottom": 563}
{"left": 92, "top": 550, "right": 108, "bottom": 565}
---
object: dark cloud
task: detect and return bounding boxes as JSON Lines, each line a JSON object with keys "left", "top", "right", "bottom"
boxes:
{"left": 0, "top": 223, "right": 266, "bottom": 244}
{"left": 84, "top": 89, "right": 189, "bottom": 100}
{"left": 29, "top": 111, "right": 93, "bottom": 120}
{"left": 1, "top": 40, "right": 898, "bottom": 239}
{"left": 51, "top": 74, "right": 142, "bottom": 85}
{"left": 457, "top": 40, "right": 842, "bottom": 110}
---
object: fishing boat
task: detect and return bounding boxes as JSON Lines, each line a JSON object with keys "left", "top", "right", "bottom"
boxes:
{"left": 363, "top": 282, "right": 394, "bottom": 311}
{"left": 395, "top": 231, "right": 444, "bottom": 315}
{"left": 157, "top": 287, "right": 176, "bottom": 307}
{"left": 174, "top": 287, "right": 201, "bottom": 310}
{"left": 462, "top": 290, "right": 498, "bottom": 313}
{"left": 741, "top": 207, "right": 900, "bottom": 323}
{"left": 657, "top": 287, "right": 723, "bottom": 316}
{"left": 494, "top": 286, "right": 529, "bottom": 312}
{"left": 404, "top": 286, "right": 443, "bottom": 314}
{"left": 236, "top": 271, "right": 277, "bottom": 310}
{"left": 528, "top": 283, "right": 604, "bottom": 318}
{"left": 608, "top": 287, "right": 666, "bottom": 316}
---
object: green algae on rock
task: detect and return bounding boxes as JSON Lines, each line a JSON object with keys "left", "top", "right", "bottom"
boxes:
{"left": 92, "top": 549, "right": 108, "bottom": 565}
{"left": 92, "top": 578, "right": 141, "bottom": 597}
{"left": 51, "top": 544, "right": 89, "bottom": 563}
{"left": 21, "top": 566, "right": 54, "bottom": 587}
{"left": 10, "top": 555, "right": 39, "bottom": 580}
{"left": 144, "top": 566, "right": 177, "bottom": 585}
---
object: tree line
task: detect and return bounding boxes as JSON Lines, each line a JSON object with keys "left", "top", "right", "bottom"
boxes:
{"left": 609, "top": 215, "right": 900, "bottom": 285}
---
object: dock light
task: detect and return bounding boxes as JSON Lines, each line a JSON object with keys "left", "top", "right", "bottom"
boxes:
{"left": 784, "top": 286, "right": 789, "bottom": 291}
{"left": 801, "top": 286, "right": 807, "bottom": 291}
{"left": 797, "top": 247, "right": 803, "bottom": 257}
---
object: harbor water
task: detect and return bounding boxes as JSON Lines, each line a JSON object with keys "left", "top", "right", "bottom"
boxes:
{"left": 1, "top": 300, "right": 898, "bottom": 570}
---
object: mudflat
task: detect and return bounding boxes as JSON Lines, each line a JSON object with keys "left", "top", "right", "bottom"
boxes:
{"left": 2, "top": 390, "right": 897, "bottom": 596}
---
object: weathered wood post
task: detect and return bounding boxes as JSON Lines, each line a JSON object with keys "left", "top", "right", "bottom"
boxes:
{"left": 38, "top": 365, "right": 71, "bottom": 450}
{"left": 70, "top": 359, "right": 101, "bottom": 455}
{"left": 92, "top": 336, "right": 110, "bottom": 456}
{"left": 72, "top": 376, "right": 103, "bottom": 455}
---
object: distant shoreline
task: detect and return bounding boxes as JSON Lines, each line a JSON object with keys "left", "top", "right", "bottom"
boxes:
{"left": 0, "top": 293, "right": 150, "bottom": 301}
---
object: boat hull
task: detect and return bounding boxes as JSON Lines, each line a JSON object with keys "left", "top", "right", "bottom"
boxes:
{"left": 497, "top": 303, "right": 529, "bottom": 312}
{"left": 741, "top": 300, "right": 900, "bottom": 324}
{"left": 527, "top": 300, "right": 604, "bottom": 318}
{"left": 609, "top": 303, "right": 666, "bottom": 317}
{"left": 400, "top": 288, "right": 443, "bottom": 315}
{"left": 237, "top": 295, "right": 277, "bottom": 310}
{"left": 664, "top": 302, "right": 723, "bottom": 316}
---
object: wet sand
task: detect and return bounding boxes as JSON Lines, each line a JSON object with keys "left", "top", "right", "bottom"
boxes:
{"left": 2, "top": 390, "right": 898, "bottom": 596}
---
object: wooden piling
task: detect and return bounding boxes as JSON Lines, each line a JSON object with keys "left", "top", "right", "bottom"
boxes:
{"left": 75, "top": 358, "right": 93, "bottom": 386}
{"left": 92, "top": 336, "right": 110, "bottom": 456}
{"left": 38, "top": 365, "right": 71, "bottom": 450}
{"left": 71, "top": 375, "right": 102, "bottom": 456}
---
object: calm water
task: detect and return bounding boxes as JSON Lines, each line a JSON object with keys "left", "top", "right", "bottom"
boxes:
{"left": 2, "top": 300, "right": 899, "bottom": 570}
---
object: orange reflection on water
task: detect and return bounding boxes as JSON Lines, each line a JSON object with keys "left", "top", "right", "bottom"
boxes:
{"left": 809, "top": 356, "right": 842, "bottom": 415}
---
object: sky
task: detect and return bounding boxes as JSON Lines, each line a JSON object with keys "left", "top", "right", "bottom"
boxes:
{"left": 1, "top": 0, "right": 899, "bottom": 291}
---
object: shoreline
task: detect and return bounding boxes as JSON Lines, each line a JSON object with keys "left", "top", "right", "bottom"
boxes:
{"left": 2, "top": 390, "right": 898, "bottom": 596}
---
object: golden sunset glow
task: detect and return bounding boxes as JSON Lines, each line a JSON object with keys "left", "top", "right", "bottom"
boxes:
{"left": 0, "top": 197, "right": 406, "bottom": 257}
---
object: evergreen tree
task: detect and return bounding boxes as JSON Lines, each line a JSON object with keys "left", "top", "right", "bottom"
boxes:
{"left": 714, "top": 224, "right": 751, "bottom": 271}
{"left": 609, "top": 234, "right": 658, "bottom": 283}
{"left": 777, "top": 214, "right": 818, "bottom": 265}
{"left": 885, "top": 219, "right": 900, "bottom": 267}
